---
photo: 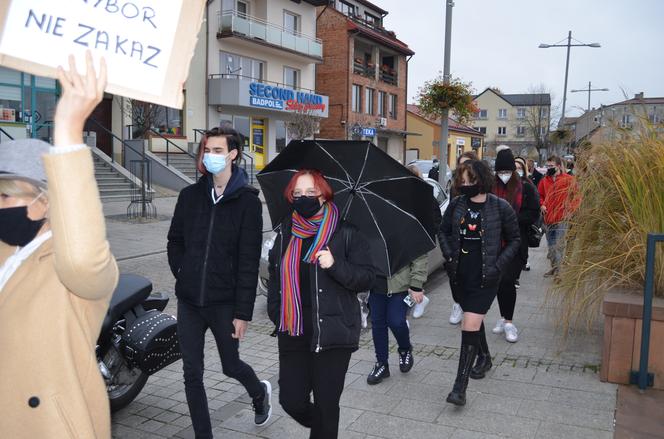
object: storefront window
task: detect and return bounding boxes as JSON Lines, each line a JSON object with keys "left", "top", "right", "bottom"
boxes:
{"left": 234, "top": 116, "right": 250, "bottom": 151}
{"left": 276, "top": 120, "right": 287, "bottom": 153}
{"left": 131, "top": 101, "right": 183, "bottom": 137}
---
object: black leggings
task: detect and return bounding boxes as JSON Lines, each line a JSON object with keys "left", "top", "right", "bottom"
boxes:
{"left": 177, "top": 302, "right": 263, "bottom": 439}
{"left": 278, "top": 333, "right": 352, "bottom": 439}
{"left": 496, "top": 278, "right": 517, "bottom": 321}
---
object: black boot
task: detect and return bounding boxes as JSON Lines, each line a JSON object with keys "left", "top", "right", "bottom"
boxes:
{"left": 367, "top": 362, "right": 390, "bottom": 385}
{"left": 446, "top": 343, "right": 478, "bottom": 406}
{"left": 398, "top": 348, "right": 414, "bottom": 373}
{"left": 470, "top": 352, "right": 493, "bottom": 379}
{"left": 471, "top": 325, "right": 492, "bottom": 380}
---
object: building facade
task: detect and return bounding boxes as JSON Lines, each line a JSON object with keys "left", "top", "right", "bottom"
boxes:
{"left": 566, "top": 93, "right": 664, "bottom": 147}
{"left": 406, "top": 104, "right": 483, "bottom": 167}
{"left": 472, "top": 88, "right": 551, "bottom": 159}
{"left": 315, "top": 0, "right": 414, "bottom": 161}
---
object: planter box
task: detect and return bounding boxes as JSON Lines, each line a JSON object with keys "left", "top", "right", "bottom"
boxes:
{"left": 601, "top": 289, "right": 664, "bottom": 389}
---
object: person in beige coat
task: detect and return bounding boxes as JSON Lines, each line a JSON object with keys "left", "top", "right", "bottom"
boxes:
{"left": 0, "top": 53, "right": 118, "bottom": 438}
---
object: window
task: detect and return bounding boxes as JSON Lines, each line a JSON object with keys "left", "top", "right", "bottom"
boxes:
{"left": 338, "top": 0, "right": 355, "bottom": 16}
{"left": 365, "top": 12, "right": 380, "bottom": 26}
{"left": 498, "top": 108, "right": 507, "bottom": 119}
{"left": 236, "top": 0, "right": 248, "bottom": 17}
{"left": 276, "top": 120, "right": 289, "bottom": 153}
{"left": 352, "top": 84, "right": 362, "bottom": 113}
{"left": 539, "top": 126, "right": 547, "bottom": 137}
{"left": 476, "top": 127, "right": 487, "bottom": 135}
{"left": 516, "top": 108, "right": 526, "bottom": 119}
{"left": 0, "top": 67, "right": 22, "bottom": 122}
{"left": 283, "top": 67, "right": 300, "bottom": 88}
{"left": 365, "top": 88, "right": 374, "bottom": 115}
{"left": 476, "top": 109, "right": 487, "bottom": 119}
{"left": 498, "top": 126, "right": 507, "bottom": 136}
{"left": 388, "top": 94, "right": 397, "bottom": 119}
{"left": 516, "top": 126, "right": 526, "bottom": 136}
{"left": 221, "top": 51, "right": 264, "bottom": 80}
{"left": 649, "top": 113, "right": 659, "bottom": 124}
{"left": 378, "top": 91, "right": 386, "bottom": 117}
{"left": 133, "top": 102, "right": 184, "bottom": 137}
{"left": 283, "top": 11, "right": 300, "bottom": 35}
{"left": 540, "top": 107, "right": 548, "bottom": 118}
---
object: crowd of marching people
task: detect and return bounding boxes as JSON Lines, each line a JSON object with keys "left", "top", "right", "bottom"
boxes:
{"left": 0, "top": 53, "right": 578, "bottom": 439}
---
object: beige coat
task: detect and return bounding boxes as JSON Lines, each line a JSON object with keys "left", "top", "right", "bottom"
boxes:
{"left": 0, "top": 148, "right": 118, "bottom": 438}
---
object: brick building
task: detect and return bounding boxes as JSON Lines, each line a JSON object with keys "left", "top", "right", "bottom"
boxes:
{"left": 315, "top": 0, "right": 414, "bottom": 161}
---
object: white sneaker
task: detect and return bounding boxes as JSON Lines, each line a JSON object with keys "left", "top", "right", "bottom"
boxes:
{"left": 412, "top": 295, "right": 430, "bottom": 319}
{"left": 504, "top": 323, "right": 519, "bottom": 343}
{"left": 449, "top": 303, "right": 463, "bottom": 325}
{"left": 492, "top": 318, "right": 505, "bottom": 334}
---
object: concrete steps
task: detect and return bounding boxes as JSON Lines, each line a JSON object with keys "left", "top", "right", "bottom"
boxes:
{"left": 93, "top": 156, "right": 135, "bottom": 201}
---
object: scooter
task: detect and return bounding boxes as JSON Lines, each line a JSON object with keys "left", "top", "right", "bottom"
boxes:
{"left": 97, "top": 274, "right": 181, "bottom": 412}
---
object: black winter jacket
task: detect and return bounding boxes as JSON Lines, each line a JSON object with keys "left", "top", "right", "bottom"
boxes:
{"left": 267, "top": 218, "right": 375, "bottom": 352}
{"left": 167, "top": 167, "right": 262, "bottom": 320}
{"left": 438, "top": 194, "right": 520, "bottom": 288}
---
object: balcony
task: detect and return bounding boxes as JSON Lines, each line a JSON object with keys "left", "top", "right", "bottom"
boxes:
{"left": 353, "top": 58, "right": 375, "bottom": 78}
{"left": 217, "top": 11, "right": 322, "bottom": 61}
{"left": 379, "top": 66, "right": 397, "bottom": 86}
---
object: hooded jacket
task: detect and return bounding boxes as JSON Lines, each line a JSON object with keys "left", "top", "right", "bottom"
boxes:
{"left": 537, "top": 172, "right": 578, "bottom": 225}
{"left": 167, "top": 166, "right": 262, "bottom": 320}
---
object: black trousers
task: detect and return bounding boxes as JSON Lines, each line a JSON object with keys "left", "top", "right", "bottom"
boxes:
{"left": 278, "top": 331, "right": 352, "bottom": 439}
{"left": 177, "top": 301, "right": 263, "bottom": 439}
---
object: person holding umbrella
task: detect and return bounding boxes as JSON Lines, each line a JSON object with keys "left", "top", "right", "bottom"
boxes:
{"left": 439, "top": 160, "right": 520, "bottom": 406}
{"left": 266, "top": 169, "right": 375, "bottom": 439}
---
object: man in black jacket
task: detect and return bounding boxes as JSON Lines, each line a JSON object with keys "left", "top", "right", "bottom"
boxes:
{"left": 167, "top": 126, "right": 270, "bottom": 438}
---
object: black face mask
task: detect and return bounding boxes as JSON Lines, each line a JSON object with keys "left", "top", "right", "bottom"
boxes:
{"left": 458, "top": 185, "right": 481, "bottom": 198}
{"left": 292, "top": 196, "right": 322, "bottom": 218}
{"left": 547, "top": 167, "right": 557, "bottom": 176}
{"left": 0, "top": 206, "right": 46, "bottom": 246}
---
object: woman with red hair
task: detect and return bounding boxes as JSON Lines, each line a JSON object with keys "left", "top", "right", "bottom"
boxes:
{"left": 267, "top": 169, "right": 375, "bottom": 439}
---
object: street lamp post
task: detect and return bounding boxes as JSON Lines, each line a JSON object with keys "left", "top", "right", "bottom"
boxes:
{"left": 539, "top": 31, "right": 601, "bottom": 125}
{"left": 571, "top": 81, "right": 609, "bottom": 112}
{"left": 438, "top": 0, "right": 453, "bottom": 186}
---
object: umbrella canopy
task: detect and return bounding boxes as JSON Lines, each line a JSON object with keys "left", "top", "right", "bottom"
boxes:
{"left": 257, "top": 140, "right": 438, "bottom": 277}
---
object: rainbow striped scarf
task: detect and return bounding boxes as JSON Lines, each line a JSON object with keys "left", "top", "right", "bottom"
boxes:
{"left": 280, "top": 202, "right": 339, "bottom": 336}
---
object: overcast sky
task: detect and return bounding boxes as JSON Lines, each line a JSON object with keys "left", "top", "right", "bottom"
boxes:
{"left": 377, "top": 0, "right": 664, "bottom": 118}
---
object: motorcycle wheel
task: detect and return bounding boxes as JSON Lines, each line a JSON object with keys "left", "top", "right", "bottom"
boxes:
{"left": 103, "top": 344, "right": 149, "bottom": 412}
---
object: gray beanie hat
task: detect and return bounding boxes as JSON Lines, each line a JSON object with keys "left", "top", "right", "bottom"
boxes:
{"left": 0, "top": 139, "right": 51, "bottom": 189}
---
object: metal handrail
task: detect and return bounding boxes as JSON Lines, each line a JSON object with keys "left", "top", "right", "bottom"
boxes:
{"left": 633, "top": 233, "right": 664, "bottom": 390}
{"left": 193, "top": 128, "right": 206, "bottom": 145}
{"left": 208, "top": 73, "right": 319, "bottom": 95}
{"left": 0, "top": 127, "right": 15, "bottom": 141}
{"left": 218, "top": 10, "right": 322, "bottom": 44}
{"left": 88, "top": 118, "right": 145, "bottom": 166}
{"left": 147, "top": 128, "right": 199, "bottom": 181}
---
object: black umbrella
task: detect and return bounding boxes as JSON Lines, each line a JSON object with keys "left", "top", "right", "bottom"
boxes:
{"left": 256, "top": 140, "right": 438, "bottom": 278}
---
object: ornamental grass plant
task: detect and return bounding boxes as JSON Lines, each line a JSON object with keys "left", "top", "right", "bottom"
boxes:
{"left": 548, "top": 127, "right": 664, "bottom": 336}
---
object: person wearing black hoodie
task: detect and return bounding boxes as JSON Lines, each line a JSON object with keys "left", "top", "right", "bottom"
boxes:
{"left": 167, "top": 126, "right": 271, "bottom": 439}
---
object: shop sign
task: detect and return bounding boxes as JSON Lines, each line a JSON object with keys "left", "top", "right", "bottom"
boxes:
{"left": 456, "top": 138, "right": 466, "bottom": 146}
{"left": 361, "top": 127, "right": 376, "bottom": 137}
{"left": 0, "top": 0, "right": 205, "bottom": 108}
{"left": 471, "top": 137, "right": 482, "bottom": 148}
{"left": 249, "top": 82, "right": 327, "bottom": 116}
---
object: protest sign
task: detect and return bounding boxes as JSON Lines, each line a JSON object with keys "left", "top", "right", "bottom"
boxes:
{"left": 0, "top": 0, "right": 205, "bottom": 108}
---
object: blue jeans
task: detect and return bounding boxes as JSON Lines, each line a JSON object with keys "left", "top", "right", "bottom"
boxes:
{"left": 368, "top": 292, "right": 412, "bottom": 363}
{"left": 545, "top": 222, "right": 568, "bottom": 268}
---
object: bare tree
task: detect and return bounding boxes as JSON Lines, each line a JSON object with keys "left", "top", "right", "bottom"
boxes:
{"left": 286, "top": 110, "right": 321, "bottom": 140}
{"left": 115, "top": 96, "right": 165, "bottom": 139}
{"left": 511, "top": 84, "right": 559, "bottom": 159}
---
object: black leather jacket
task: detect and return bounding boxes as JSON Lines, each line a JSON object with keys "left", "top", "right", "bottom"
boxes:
{"left": 438, "top": 194, "right": 520, "bottom": 288}
{"left": 267, "top": 220, "right": 375, "bottom": 352}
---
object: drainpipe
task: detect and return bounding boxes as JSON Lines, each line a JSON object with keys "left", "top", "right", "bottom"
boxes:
{"left": 404, "top": 54, "right": 412, "bottom": 162}
{"left": 204, "top": 0, "right": 212, "bottom": 129}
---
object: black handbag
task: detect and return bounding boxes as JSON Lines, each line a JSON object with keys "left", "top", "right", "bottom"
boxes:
{"left": 528, "top": 218, "right": 544, "bottom": 248}
{"left": 122, "top": 310, "right": 181, "bottom": 375}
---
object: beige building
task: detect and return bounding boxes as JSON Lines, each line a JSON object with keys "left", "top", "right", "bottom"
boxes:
{"left": 406, "top": 104, "right": 483, "bottom": 167}
{"left": 471, "top": 88, "right": 551, "bottom": 159}
{"left": 563, "top": 92, "right": 664, "bottom": 148}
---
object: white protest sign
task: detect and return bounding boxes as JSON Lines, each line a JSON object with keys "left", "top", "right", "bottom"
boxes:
{"left": 0, "top": 0, "right": 205, "bottom": 108}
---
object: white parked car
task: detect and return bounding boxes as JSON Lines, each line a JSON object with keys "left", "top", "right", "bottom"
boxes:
{"left": 408, "top": 160, "right": 453, "bottom": 192}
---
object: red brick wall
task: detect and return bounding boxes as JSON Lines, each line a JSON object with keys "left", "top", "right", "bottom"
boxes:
{"left": 316, "top": 7, "right": 409, "bottom": 140}
{"left": 316, "top": 7, "right": 350, "bottom": 140}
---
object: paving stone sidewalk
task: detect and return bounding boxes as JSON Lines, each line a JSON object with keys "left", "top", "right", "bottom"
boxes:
{"left": 107, "top": 197, "right": 617, "bottom": 439}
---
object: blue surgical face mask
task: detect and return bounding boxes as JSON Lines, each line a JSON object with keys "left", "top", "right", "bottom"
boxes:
{"left": 203, "top": 153, "right": 228, "bottom": 175}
